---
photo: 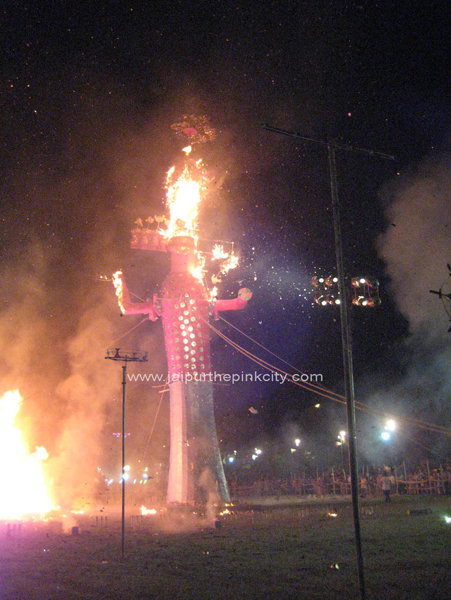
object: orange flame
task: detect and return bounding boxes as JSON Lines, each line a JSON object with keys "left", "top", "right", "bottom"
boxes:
{"left": 211, "top": 244, "right": 239, "bottom": 282}
{"left": 212, "top": 244, "right": 229, "bottom": 260}
{"left": 221, "top": 253, "right": 239, "bottom": 273}
{"left": 0, "top": 390, "right": 54, "bottom": 519}
{"left": 191, "top": 251, "right": 206, "bottom": 283}
{"left": 113, "top": 271, "right": 125, "bottom": 314}
{"left": 163, "top": 154, "right": 206, "bottom": 240}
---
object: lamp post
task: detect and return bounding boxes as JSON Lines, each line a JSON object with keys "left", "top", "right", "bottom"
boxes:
{"left": 105, "top": 348, "right": 148, "bottom": 559}
{"left": 262, "top": 124, "right": 395, "bottom": 600}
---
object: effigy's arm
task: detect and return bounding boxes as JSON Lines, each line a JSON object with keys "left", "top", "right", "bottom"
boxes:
{"left": 113, "top": 271, "right": 161, "bottom": 321}
{"left": 209, "top": 287, "right": 252, "bottom": 319}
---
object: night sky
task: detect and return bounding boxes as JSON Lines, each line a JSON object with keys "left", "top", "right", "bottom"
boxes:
{"left": 2, "top": 2, "right": 451, "bottom": 494}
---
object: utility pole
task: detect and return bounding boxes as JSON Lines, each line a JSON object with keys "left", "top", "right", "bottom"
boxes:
{"left": 262, "top": 124, "right": 395, "bottom": 600}
{"left": 105, "top": 348, "right": 148, "bottom": 559}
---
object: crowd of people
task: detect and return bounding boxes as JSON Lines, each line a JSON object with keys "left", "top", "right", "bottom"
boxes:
{"left": 229, "top": 464, "right": 451, "bottom": 499}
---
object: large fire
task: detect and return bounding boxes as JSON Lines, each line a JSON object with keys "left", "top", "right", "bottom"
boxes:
{"left": 0, "top": 390, "right": 54, "bottom": 519}
{"left": 123, "top": 120, "right": 239, "bottom": 289}
{"left": 164, "top": 145, "right": 205, "bottom": 241}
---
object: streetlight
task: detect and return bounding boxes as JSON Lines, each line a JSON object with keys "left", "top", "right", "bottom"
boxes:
{"left": 105, "top": 347, "right": 148, "bottom": 560}
{"left": 381, "top": 419, "right": 396, "bottom": 441}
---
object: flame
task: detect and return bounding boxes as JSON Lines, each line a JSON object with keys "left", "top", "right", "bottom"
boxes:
{"left": 221, "top": 253, "right": 239, "bottom": 273}
{"left": 212, "top": 244, "right": 229, "bottom": 260}
{"left": 0, "top": 390, "right": 54, "bottom": 519}
{"left": 163, "top": 155, "right": 206, "bottom": 240}
{"left": 113, "top": 271, "right": 125, "bottom": 314}
{"left": 209, "top": 286, "right": 218, "bottom": 302}
{"left": 211, "top": 244, "right": 239, "bottom": 283}
{"left": 191, "top": 251, "right": 206, "bottom": 283}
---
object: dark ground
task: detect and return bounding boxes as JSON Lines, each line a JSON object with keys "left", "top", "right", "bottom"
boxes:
{"left": 1, "top": 496, "right": 451, "bottom": 600}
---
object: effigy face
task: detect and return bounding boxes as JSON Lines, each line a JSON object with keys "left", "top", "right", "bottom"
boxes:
{"left": 160, "top": 272, "right": 212, "bottom": 380}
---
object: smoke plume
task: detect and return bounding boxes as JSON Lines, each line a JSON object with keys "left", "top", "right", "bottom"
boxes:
{"left": 371, "top": 154, "right": 451, "bottom": 460}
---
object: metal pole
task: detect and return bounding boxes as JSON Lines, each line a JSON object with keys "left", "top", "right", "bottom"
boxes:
{"left": 341, "top": 442, "right": 346, "bottom": 475}
{"left": 105, "top": 349, "right": 147, "bottom": 560}
{"left": 328, "top": 145, "right": 365, "bottom": 600}
{"left": 261, "top": 124, "right": 395, "bottom": 600}
{"left": 121, "top": 363, "right": 126, "bottom": 560}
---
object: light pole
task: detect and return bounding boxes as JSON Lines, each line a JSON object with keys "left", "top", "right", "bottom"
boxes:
{"left": 105, "top": 348, "right": 148, "bottom": 559}
{"left": 262, "top": 124, "right": 395, "bottom": 600}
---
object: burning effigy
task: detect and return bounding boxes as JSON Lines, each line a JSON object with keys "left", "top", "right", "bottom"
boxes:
{"left": 113, "top": 117, "right": 252, "bottom": 504}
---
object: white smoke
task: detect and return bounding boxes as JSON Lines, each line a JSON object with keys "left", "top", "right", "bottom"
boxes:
{"left": 377, "top": 155, "right": 451, "bottom": 339}
{"left": 368, "top": 154, "right": 451, "bottom": 459}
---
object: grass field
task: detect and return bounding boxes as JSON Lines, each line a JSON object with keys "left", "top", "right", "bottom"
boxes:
{"left": 1, "top": 495, "right": 451, "bottom": 599}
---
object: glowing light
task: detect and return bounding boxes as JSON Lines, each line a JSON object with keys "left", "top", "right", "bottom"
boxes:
{"left": 0, "top": 390, "right": 54, "bottom": 519}
{"left": 337, "top": 431, "right": 346, "bottom": 445}
{"left": 381, "top": 431, "right": 390, "bottom": 441}
{"left": 444, "top": 516, "right": 451, "bottom": 524}
{"left": 385, "top": 419, "right": 396, "bottom": 431}
{"left": 140, "top": 505, "right": 157, "bottom": 515}
{"left": 295, "top": 438, "right": 301, "bottom": 447}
